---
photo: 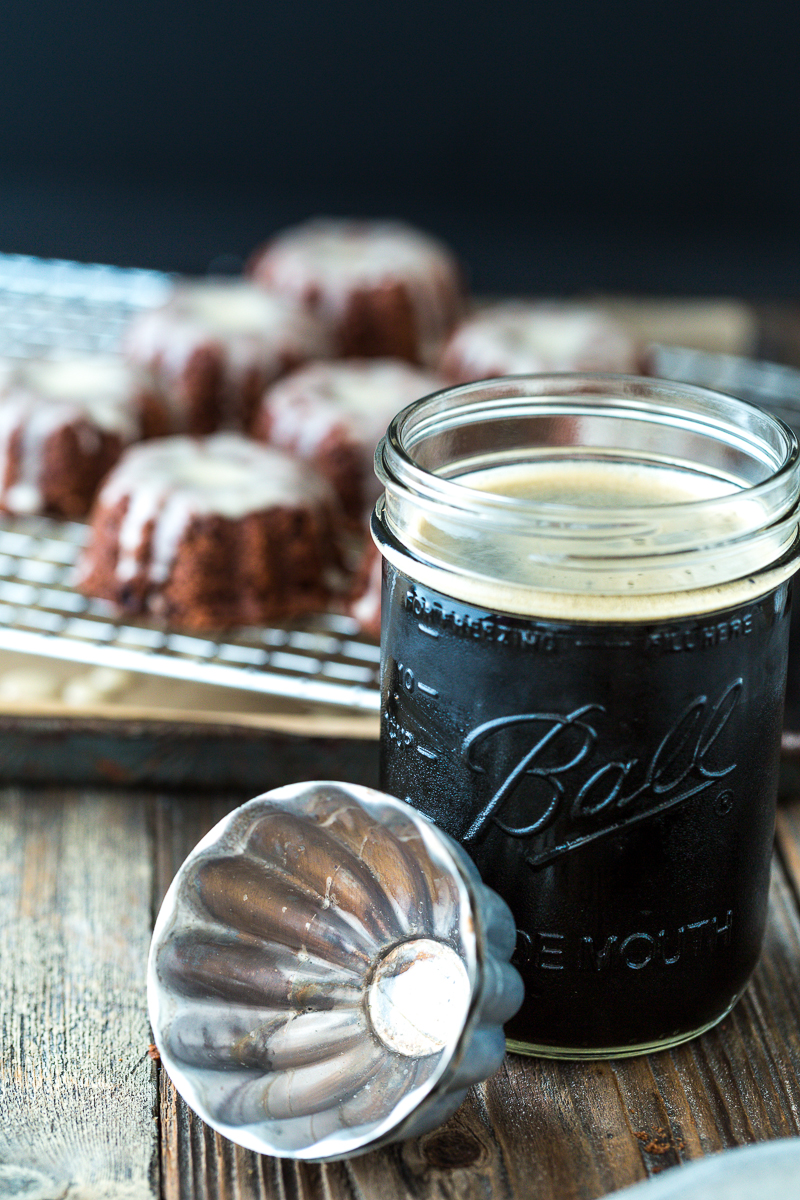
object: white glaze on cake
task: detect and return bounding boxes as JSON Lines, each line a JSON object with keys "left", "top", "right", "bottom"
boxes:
{"left": 441, "top": 302, "right": 642, "bottom": 380}
{"left": 253, "top": 219, "right": 463, "bottom": 363}
{"left": 0, "top": 356, "right": 145, "bottom": 513}
{"left": 124, "top": 281, "right": 330, "bottom": 428}
{"left": 183, "top": 284, "right": 302, "bottom": 335}
{"left": 96, "top": 433, "right": 334, "bottom": 585}
{"left": 262, "top": 359, "right": 440, "bottom": 502}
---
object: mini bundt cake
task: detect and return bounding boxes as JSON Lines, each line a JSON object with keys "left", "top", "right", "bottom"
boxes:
{"left": 78, "top": 433, "right": 342, "bottom": 629}
{"left": 123, "top": 280, "right": 330, "bottom": 434}
{"left": 440, "top": 302, "right": 647, "bottom": 382}
{"left": 253, "top": 358, "right": 441, "bottom": 521}
{"left": 248, "top": 218, "right": 466, "bottom": 365}
{"left": 0, "top": 355, "right": 168, "bottom": 517}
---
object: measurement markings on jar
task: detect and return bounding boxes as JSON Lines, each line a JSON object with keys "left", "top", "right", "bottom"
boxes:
{"left": 384, "top": 658, "right": 448, "bottom": 763}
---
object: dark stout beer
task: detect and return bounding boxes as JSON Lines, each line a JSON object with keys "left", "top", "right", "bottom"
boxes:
{"left": 375, "top": 376, "right": 800, "bottom": 1056}
{"left": 379, "top": 561, "right": 789, "bottom": 1055}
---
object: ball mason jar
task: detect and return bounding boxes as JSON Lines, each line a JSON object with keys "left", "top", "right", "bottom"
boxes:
{"left": 373, "top": 374, "right": 800, "bottom": 1059}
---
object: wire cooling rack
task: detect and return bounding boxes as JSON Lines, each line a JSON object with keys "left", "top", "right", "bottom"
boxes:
{"left": 0, "top": 252, "right": 381, "bottom": 714}
{"left": 0, "top": 515, "right": 381, "bottom": 713}
{"left": 0, "top": 253, "right": 171, "bottom": 357}
{"left": 0, "top": 251, "right": 799, "bottom": 715}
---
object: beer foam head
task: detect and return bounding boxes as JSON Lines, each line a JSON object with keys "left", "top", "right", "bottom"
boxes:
{"left": 375, "top": 377, "right": 800, "bottom": 622}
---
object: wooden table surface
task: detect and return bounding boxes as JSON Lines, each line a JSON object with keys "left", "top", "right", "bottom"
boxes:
{"left": 3, "top": 304, "right": 800, "bottom": 1197}
{"left": 1, "top": 781, "right": 799, "bottom": 1200}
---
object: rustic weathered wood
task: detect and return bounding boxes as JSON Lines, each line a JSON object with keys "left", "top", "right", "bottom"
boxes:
{"left": 0, "top": 786, "right": 158, "bottom": 1199}
{"left": 2, "top": 784, "right": 799, "bottom": 1200}
{"left": 150, "top": 790, "right": 800, "bottom": 1200}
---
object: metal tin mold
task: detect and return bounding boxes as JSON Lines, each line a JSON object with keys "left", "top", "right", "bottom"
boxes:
{"left": 147, "top": 780, "right": 523, "bottom": 1161}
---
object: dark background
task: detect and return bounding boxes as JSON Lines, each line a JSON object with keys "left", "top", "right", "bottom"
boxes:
{"left": 1, "top": 1, "right": 798, "bottom": 295}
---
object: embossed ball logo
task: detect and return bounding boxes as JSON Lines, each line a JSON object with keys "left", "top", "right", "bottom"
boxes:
{"left": 458, "top": 679, "right": 743, "bottom": 866}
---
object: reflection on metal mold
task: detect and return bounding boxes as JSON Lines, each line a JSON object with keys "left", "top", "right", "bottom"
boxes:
{"left": 148, "top": 780, "right": 523, "bottom": 1160}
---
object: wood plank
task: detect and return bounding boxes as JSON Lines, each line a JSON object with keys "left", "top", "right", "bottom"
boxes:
{"left": 153, "top": 794, "right": 800, "bottom": 1200}
{"left": 0, "top": 786, "right": 158, "bottom": 1199}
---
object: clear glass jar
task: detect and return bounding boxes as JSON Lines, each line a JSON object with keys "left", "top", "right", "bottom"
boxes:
{"left": 373, "top": 374, "right": 800, "bottom": 1059}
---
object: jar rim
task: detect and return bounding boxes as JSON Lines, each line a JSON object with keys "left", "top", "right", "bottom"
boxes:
{"left": 374, "top": 373, "right": 800, "bottom": 608}
{"left": 378, "top": 373, "right": 800, "bottom": 524}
